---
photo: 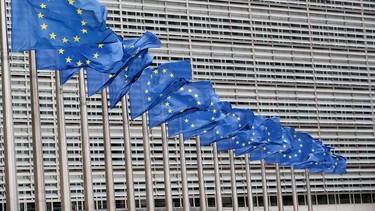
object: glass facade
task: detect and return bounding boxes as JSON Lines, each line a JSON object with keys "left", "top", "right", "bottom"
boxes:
{"left": 0, "top": 0, "right": 374, "bottom": 210}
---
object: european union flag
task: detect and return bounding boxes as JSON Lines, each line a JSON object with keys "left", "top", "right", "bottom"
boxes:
{"left": 167, "top": 93, "right": 228, "bottom": 138}
{"left": 148, "top": 81, "right": 213, "bottom": 128}
{"left": 199, "top": 108, "right": 255, "bottom": 146}
{"left": 60, "top": 68, "right": 81, "bottom": 85}
{"left": 129, "top": 60, "right": 192, "bottom": 119}
{"left": 324, "top": 154, "right": 347, "bottom": 174}
{"left": 306, "top": 146, "right": 334, "bottom": 173}
{"left": 265, "top": 130, "right": 313, "bottom": 166}
{"left": 36, "top": 34, "right": 123, "bottom": 74}
{"left": 86, "top": 32, "right": 161, "bottom": 96}
{"left": 12, "top": 0, "right": 114, "bottom": 52}
{"left": 108, "top": 50, "right": 153, "bottom": 108}
{"left": 293, "top": 139, "right": 326, "bottom": 170}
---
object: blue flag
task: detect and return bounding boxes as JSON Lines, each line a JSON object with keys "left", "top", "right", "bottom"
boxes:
{"left": 323, "top": 154, "right": 347, "bottom": 174}
{"left": 129, "top": 60, "right": 192, "bottom": 119}
{"left": 199, "top": 108, "right": 255, "bottom": 146}
{"left": 148, "top": 81, "right": 213, "bottom": 128}
{"left": 306, "top": 145, "right": 334, "bottom": 173}
{"left": 167, "top": 94, "right": 227, "bottom": 137}
{"left": 293, "top": 139, "right": 326, "bottom": 170}
{"left": 12, "top": 0, "right": 114, "bottom": 51}
{"left": 60, "top": 68, "right": 81, "bottom": 84}
{"left": 86, "top": 32, "right": 161, "bottom": 96}
{"left": 265, "top": 130, "right": 313, "bottom": 166}
{"left": 108, "top": 50, "right": 153, "bottom": 108}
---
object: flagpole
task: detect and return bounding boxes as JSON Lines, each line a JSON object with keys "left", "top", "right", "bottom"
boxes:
{"left": 290, "top": 166, "right": 299, "bottom": 211}
{"left": 0, "top": 0, "right": 19, "bottom": 209}
{"left": 29, "top": 50, "right": 47, "bottom": 211}
{"left": 195, "top": 136, "right": 207, "bottom": 211}
{"left": 212, "top": 143, "right": 223, "bottom": 211}
{"left": 78, "top": 69, "right": 94, "bottom": 211}
{"left": 101, "top": 89, "right": 115, "bottom": 211}
{"left": 141, "top": 113, "right": 155, "bottom": 210}
{"left": 305, "top": 169, "right": 313, "bottom": 211}
{"left": 161, "top": 123, "right": 173, "bottom": 211}
{"left": 229, "top": 150, "right": 239, "bottom": 211}
{"left": 178, "top": 134, "right": 190, "bottom": 211}
{"left": 260, "top": 159, "right": 269, "bottom": 211}
{"left": 245, "top": 154, "right": 254, "bottom": 211}
{"left": 121, "top": 96, "right": 136, "bottom": 210}
{"left": 55, "top": 71, "right": 71, "bottom": 211}
{"left": 275, "top": 163, "right": 284, "bottom": 211}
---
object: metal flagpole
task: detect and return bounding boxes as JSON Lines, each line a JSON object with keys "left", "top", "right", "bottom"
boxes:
{"left": 141, "top": 113, "right": 155, "bottom": 210}
{"left": 245, "top": 154, "right": 254, "bottom": 211}
{"left": 78, "top": 69, "right": 94, "bottom": 211}
{"left": 212, "top": 143, "right": 223, "bottom": 211}
{"left": 290, "top": 166, "right": 299, "bottom": 211}
{"left": 121, "top": 96, "right": 136, "bottom": 210}
{"left": 55, "top": 71, "right": 71, "bottom": 211}
{"left": 305, "top": 169, "right": 313, "bottom": 211}
{"left": 0, "top": 0, "right": 19, "bottom": 209}
{"left": 178, "top": 134, "right": 190, "bottom": 211}
{"left": 195, "top": 136, "right": 207, "bottom": 211}
{"left": 29, "top": 50, "right": 47, "bottom": 211}
{"left": 229, "top": 150, "right": 239, "bottom": 211}
{"left": 275, "top": 163, "right": 284, "bottom": 211}
{"left": 161, "top": 123, "right": 173, "bottom": 211}
{"left": 101, "top": 89, "right": 115, "bottom": 211}
{"left": 260, "top": 159, "right": 269, "bottom": 211}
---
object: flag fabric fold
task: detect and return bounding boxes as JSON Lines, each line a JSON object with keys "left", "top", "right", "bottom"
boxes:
{"left": 148, "top": 80, "right": 213, "bottom": 128}
{"left": 129, "top": 60, "right": 192, "bottom": 119}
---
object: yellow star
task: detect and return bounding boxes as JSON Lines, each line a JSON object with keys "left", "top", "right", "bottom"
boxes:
{"left": 65, "top": 57, "right": 72, "bottom": 63}
{"left": 147, "top": 97, "right": 151, "bottom": 102}
{"left": 188, "top": 89, "right": 192, "bottom": 93}
{"left": 153, "top": 69, "right": 158, "bottom": 74}
{"left": 74, "top": 36, "right": 80, "bottom": 42}
{"left": 194, "top": 94, "right": 198, "bottom": 98}
{"left": 49, "top": 32, "right": 56, "bottom": 39}
{"left": 41, "top": 23, "right": 47, "bottom": 30}
{"left": 86, "top": 60, "right": 91, "bottom": 65}
{"left": 165, "top": 102, "right": 170, "bottom": 107}
{"left": 263, "top": 147, "right": 267, "bottom": 150}
{"left": 76, "top": 61, "right": 82, "bottom": 66}
{"left": 312, "top": 149, "right": 315, "bottom": 152}
{"left": 147, "top": 81, "right": 151, "bottom": 85}
{"left": 77, "top": 8, "right": 83, "bottom": 15}
{"left": 283, "top": 154, "right": 287, "bottom": 157}
{"left": 197, "top": 101, "right": 201, "bottom": 105}
{"left": 68, "top": 0, "right": 74, "bottom": 5}
{"left": 40, "top": 3, "right": 47, "bottom": 9}
{"left": 162, "top": 68, "right": 167, "bottom": 73}
{"left": 237, "top": 117, "right": 241, "bottom": 121}
{"left": 191, "top": 124, "right": 195, "bottom": 127}
{"left": 216, "top": 130, "right": 220, "bottom": 134}
{"left": 253, "top": 146, "right": 257, "bottom": 149}
{"left": 180, "top": 87, "right": 185, "bottom": 91}
{"left": 298, "top": 149, "right": 302, "bottom": 153}
{"left": 81, "top": 28, "right": 88, "bottom": 33}
{"left": 203, "top": 130, "right": 207, "bottom": 133}
{"left": 300, "top": 144, "right": 303, "bottom": 147}
{"left": 184, "top": 118, "right": 189, "bottom": 123}
{"left": 130, "top": 45, "right": 135, "bottom": 48}
{"left": 81, "top": 20, "right": 87, "bottom": 26}
{"left": 62, "top": 37, "right": 68, "bottom": 43}
{"left": 109, "top": 74, "right": 116, "bottom": 78}
{"left": 144, "top": 90, "right": 149, "bottom": 94}
{"left": 242, "top": 143, "right": 246, "bottom": 147}
{"left": 168, "top": 109, "right": 172, "bottom": 113}
{"left": 98, "top": 44, "right": 104, "bottom": 48}
{"left": 289, "top": 155, "right": 292, "bottom": 159}
{"left": 58, "top": 49, "right": 64, "bottom": 54}
{"left": 169, "top": 73, "right": 174, "bottom": 78}
{"left": 37, "top": 13, "right": 44, "bottom": 19}
{"left": 210, "top": 102, "right": 214, "bottom": 106}
{"left": 93, "top": 52, "right": 99, "bottom": 59}
{"left": 213, "top": 109, "right": 217, "bottom": 113}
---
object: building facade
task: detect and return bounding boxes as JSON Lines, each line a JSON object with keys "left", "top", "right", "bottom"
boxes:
{"left": 1, "top": 0, "right": 375, "bottom": 210}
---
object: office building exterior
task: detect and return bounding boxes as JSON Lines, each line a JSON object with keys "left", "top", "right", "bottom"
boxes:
{"left": 1, "top": 0, "right": 374, "bottom": 210}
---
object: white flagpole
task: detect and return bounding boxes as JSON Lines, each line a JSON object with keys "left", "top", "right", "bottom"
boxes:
{"left": 161, "top": 123, "right": 173, "bottom": 211}
{"left": 290, "top": 166, "right": 299, "bottom": 211}
{"left": 121, "top": 96, "right": 136, "bottom": 210}
{"left": 101, "top": 89, "right": 115, "bottom": 211}
{"left": 29, "top": 50, "right": 46, "bottom": 211}
{"left": 0, "top": 0, "right": 19, "bottom": 209}
{"left": 245, "top": 154, "right": 254, "bottom": 211}
{"left": 229, "top": 150, "right": 239, "bottom": 211}
{"left": 78, "top": 69, "right": 94, "bottom": 211}
{"left": 275, "top": 163, "right": 284, "bottom": 211}
{"left": 305, "top": 169, "right": 313, "bottom": 211}
{"left": 260, "top": 159, "right": 269, "bottom": 211}
{"left": 195, "top": 136, "right": 207, "bottom": 211}
{"left": 212, "top": 143, "right": 223, "bottom": 211}
{"left": 55, "top": 71, "right": 71, "bottom": 211}
{"left": 178, "top": 134, "right": 190, "bottom": 211}
{"left": 141, "top": 113, "right": 155, "bottom": 210}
